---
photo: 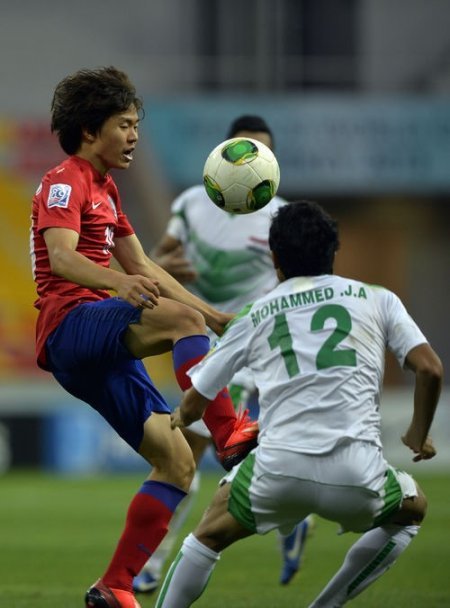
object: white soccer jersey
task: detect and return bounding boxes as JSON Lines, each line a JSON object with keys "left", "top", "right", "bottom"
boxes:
{"left": 189, "top": 275, "right": 427, "bottom": 454}
{"left": 166, "top": 184, "right": 286, "bottom": 313}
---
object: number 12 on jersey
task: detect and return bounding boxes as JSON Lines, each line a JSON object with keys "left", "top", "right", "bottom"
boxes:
{"left": 268, "top": 304, "right": 357, "bottom": 378}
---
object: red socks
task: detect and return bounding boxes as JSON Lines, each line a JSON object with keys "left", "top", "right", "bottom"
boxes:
{"left": 201, "top": 388, "right": 236, "bottom": 451}
{"left": 102, "top": 481, "right": 186, "bottom": 592}
{"left": 172, "top": 335, "right": 236, "bottom": 450}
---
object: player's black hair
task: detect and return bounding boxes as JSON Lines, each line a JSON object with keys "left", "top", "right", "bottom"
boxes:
{"left": 51, "top": 66, "right": 144, "bottom": 155}
{"left": 227, "top": 115, "right": 274, "bottom": 149}
{"left": 269, "top": 200, "right": 340, "bottom": 278}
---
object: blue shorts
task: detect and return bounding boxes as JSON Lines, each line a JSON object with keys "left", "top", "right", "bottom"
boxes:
{"left": 46, "top": 297, "right": 171, "bottom": 452}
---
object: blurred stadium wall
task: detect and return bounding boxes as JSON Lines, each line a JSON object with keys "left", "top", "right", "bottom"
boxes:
{"left": 0, "top": 0, "right": 448, "bottom": 474}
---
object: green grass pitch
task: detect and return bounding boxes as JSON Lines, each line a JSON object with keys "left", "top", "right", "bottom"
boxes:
{"left": 1, "top": 470, "right": 449, "bottom": 607}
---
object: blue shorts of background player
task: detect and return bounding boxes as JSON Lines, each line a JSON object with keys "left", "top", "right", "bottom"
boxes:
{"left": 46, "top": 297, "right": 171, "bottom": 452}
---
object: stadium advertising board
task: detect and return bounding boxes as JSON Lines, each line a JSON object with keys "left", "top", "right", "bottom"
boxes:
{"left": 144, "top": 96, "right": 450, "bottom": 195}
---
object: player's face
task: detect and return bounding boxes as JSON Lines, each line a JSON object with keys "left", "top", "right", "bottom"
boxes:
{"left": 85, "top": 105, "right": 139, "bottom": 175}
{"left": 234, "top": 129, "right": 273, "bottom": 150}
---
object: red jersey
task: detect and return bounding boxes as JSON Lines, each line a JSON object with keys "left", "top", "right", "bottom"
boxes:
{"left": 31, "top": 156, "right": 134, "bottom": 369}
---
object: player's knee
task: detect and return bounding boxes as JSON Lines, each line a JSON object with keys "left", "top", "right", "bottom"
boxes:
{"left": 411, "top": 489, "right": 428, "bottom": 523}
{"left": 182, "top": 428, "right": 212, "bottom": 466}
{"left": 171, "top": 452, "right": 196, "bottom": 493}
{"left": 136, "top": 301, "right": 206, "bottom": 348}
{"left": 154, "top": 445, "right": 196, "bottom": 493}
{"left": 174, "top": 305, "right": 206, "bottom": 338}
{"left": 393, "top": 484, "right": 428, "bottom": 525}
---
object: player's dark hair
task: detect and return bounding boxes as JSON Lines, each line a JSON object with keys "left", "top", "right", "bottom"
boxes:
{"left": 51, "top": 66, "right": 144, "bottom": 155}
{"left": 269, "top": 200, "right": 340, "bottom": 278}
{"left": 227, "top": 115, "right": 274, "bottom": 149}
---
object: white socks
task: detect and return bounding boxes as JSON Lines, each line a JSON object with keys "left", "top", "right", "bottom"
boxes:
{"left": 309, "top": 524, "right": 419, "bottom": 607}
{"left": 154, "top": 533, "right": 220, "bottom": 607}
{"left": 154, "top": 520, "right": 419, "bottom": 607}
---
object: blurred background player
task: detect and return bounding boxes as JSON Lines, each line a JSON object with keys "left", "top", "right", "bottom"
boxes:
{"left": 154, "top": 199, "right": 443, "bottom": 608}
{"left": 133, "top": 115, "right": 313, "bottom": 594}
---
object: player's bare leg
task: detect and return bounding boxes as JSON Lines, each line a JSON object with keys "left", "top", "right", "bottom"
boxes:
{"left": 87, "top": 299, "right": 202, "bottom": 607}
{"left": 125, "top": 298, "right": 257, "bottom": 463}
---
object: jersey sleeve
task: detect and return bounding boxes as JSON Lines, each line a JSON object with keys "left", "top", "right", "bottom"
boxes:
{"left": 166, "top": 187, "right": 193, "bottom": 243}
{"left": 382, "top": 289, "right": 428, "bottom": 367}
{"left": 36, "top": 174, "right": 85, "bottom": 234}
{"left": 188, "top": 313, "right": 251, "bottom": 399}
{"left": 166, "top": 215, "right": 187, "bottom": 243}
{"left": 114, "top": 190, "right": 135, "bottom": 238}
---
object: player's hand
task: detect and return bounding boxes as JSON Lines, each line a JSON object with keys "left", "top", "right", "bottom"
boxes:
{"left": 170, "top": 407, "right": 185, "bottom": 429}
{"left": 172, "top": 388, "right": 208, "bottom": 428}
{"left": 401, "top": 432, "right": 436, "bottom": 462}
{"left": 209, "top": 311, "right": 235, "bottom": 337}
{"left": 115, "top": 274, "right": 160, "bottom": 309}
{"left": 156, "top": 246, "right": 198, "bottom": 283}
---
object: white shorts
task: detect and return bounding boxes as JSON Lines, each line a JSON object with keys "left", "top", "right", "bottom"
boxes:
{"left": 225, "top": 440, "right": 417, "bottom": 535}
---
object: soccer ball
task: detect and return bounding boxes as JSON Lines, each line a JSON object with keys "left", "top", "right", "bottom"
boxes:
{"left": 203, "top": 137, "right": 280, "bottom": 214}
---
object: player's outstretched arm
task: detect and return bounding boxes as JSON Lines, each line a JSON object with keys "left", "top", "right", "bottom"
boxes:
{"left": 151, "top": 233, "right": 197, "bottom": 283}
{"left": 115, "top": 234, "right": 233, "bottom": 335}
{"left": 171, "top": 387, "right": 210, "bottom": 429}
{"left": 402, "top": 342, "right": 443, "bottom": 461}
{"left": 44, "top": 227, "right": 160, "bottom": 308}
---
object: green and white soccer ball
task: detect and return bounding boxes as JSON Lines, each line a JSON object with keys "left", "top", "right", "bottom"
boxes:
{"left": 203, "top": 137, "right": 280, "bottom": 214}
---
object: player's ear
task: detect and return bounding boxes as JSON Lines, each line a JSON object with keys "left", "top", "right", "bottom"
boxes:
{"left": 82, "top": 127, "right": 96, "bottom": 143}
{"left": 271, "top": 250, "right": 279, "bottom": 269}
{"left": 271, "top": 251, "right": 285, "bottom": 281}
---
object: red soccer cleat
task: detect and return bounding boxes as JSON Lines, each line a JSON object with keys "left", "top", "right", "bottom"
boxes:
{"left": 85, "top": 579, "right": 141, "bottom": 608}
{"left": 217, "top": 407, "right": 259, "bottom": 471}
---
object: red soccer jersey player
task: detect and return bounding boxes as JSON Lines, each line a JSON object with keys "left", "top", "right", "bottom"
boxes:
{"left": 31, "top": 156, "right": 134, "bottom": 368}
{"left": 31, "top": 67, "right": 257, "bottom": 608}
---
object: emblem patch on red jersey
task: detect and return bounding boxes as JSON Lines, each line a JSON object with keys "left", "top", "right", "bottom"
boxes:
{"left": 47, "top": 183, "right": 72, "bottom": 208}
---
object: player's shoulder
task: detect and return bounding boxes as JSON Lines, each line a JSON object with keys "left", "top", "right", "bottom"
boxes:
{"left": 333, "top": 275, "right": 403, "bottom": 310}
{"left": 222, "top": 301, "right": 255, "bottom": 334}
{"left": 272, "top": 193, "right": 289, "bottom": 206}
{"left": 333, "top": 274, "right": 388, "bottom": 293}
{"left": 36, "top": 157, "right": 98, "bottom": 211}
{"left": 369, "top": 282, "right": 403, "bottom": 309}
{"left": 36, "top": 157, "right": 79, "bottom": 199}
{"left": 43, "top": 156, "right": 88, "bottom": 184}
{"left": 356, "top": 279, "right": 395, "bottom": 299}
{"left": 257, "top": 194, "right": 289, "bottom": 217}
{"left": 171, "top": 184, "right": 206, "bottom": 212}
{"left": 181, "top": 184, "right": 205, "bottom": 198}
